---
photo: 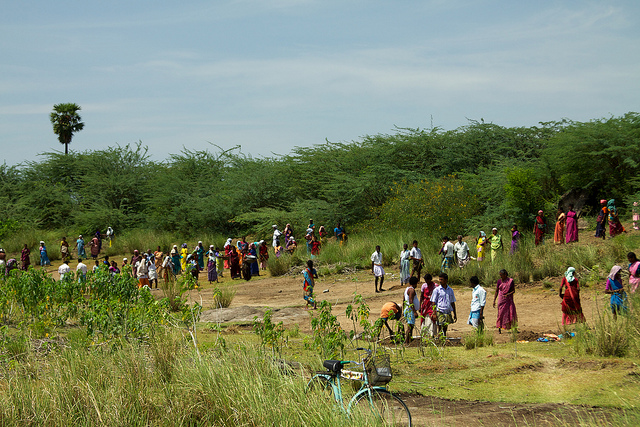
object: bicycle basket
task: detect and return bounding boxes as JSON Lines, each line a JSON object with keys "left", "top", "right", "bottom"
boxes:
{"left": 365, "top": 352, "right": 392, "bottom": 385}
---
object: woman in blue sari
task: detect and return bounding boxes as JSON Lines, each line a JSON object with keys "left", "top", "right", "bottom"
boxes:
{"left": 39, "top": 241, "right": 51, "bottom": 266}
{"left": 605, "top": 265, "right": 627, "bottom": 318}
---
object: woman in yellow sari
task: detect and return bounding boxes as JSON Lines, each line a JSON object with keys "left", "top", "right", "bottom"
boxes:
{"left": 476, "top": 231, "right": 487, "bottom": 263}
{"left": 180, "top": 243, "right": 188, "bottom": 272}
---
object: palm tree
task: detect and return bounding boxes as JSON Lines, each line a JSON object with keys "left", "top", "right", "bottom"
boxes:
{"left": 50, "top": 103, "right": 85, "bottom": 155}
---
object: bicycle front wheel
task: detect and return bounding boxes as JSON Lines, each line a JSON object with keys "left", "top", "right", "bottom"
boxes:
{"left": 351, "top": 389, "right": 411, "bottom": 426}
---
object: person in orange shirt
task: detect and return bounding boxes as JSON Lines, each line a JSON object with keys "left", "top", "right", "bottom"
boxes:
{"left": 379, "top": 302, "right": 401, "bottom": 339}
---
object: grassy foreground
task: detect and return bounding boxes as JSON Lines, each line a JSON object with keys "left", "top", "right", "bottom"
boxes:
{"left": 0, "top": 331, "right": 371, "bottom": 426}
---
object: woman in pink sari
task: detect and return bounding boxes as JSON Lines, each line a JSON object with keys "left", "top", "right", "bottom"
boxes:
{"left": 565, "top": 204, "right": 579, "bottom": 243}
{"left": 492, "top": 269, "right": 517, "bottom": 333}
{"left": 628, "top": 252, "right": 640, "bottom": 293}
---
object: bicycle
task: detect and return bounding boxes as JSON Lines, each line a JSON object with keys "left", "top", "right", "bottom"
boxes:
{"left": 306, "top": 347, "right": 411, "bottom": 426}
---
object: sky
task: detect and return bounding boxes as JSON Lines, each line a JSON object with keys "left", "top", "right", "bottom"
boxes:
{"left": 1, "top": 0, "right": 639, "bottom": 166}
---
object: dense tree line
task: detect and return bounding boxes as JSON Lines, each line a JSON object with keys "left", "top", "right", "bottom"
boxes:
{"left": 1, "top": 113, "right": 639, "bottom": 238}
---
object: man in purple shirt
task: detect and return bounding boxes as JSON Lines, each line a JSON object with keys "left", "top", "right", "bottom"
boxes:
{"left": 430, "top": 272, "right": 457, "bottom": 337}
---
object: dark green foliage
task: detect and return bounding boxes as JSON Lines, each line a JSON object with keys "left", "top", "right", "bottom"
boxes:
{"left": 3, "top": 113, "right": 640, "bottom": 238}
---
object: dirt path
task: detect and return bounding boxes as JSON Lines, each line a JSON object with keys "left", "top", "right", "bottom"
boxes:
{"left": 202, "top": 269, "right": 607, "bottom": 344}
{"left": 399, "top": 394, "right": 617, "bottom": 426}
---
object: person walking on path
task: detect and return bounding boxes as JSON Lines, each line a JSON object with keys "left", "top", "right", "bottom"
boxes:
{"left": 272, "top": 225, "right": 282, "bottom": 248}
{"left": 493, "top": 269, "right": 517, "bottom": 333}
{"left": 39, "top": 241, "right": 51, "bottom": 266}
{"left": 595, "top": 200, "right": 608, "bottom": 239}
{"left": 76, "top": 259, "right": 88, "bottom": 283}
{"left": 454, "top": 235, "right": 470, "bottom": 268}
{"left": 476, "top": 231, "right": 487, "bottom": 263}
{"left": 565, "top": 204, "right": 579, "bottom": 243}
{"left": 633, "top": 202, "right": 639, "bottom": 230}
{"left": 258, "top": 240, "right": 269, "bottom": 271}
{"left": 488, "top": 228, "right": 503, "bottom": 262}
{"left": 605, "top": 265, "right": 627, "bottom": 318}
{"left": 430, "top": 273, "right": 457, "bottom": 338}
{"left": 439, "top": 236, "right": 455, "bottom": 272}
{"left": 554, "top": 208, "right": 565, "bottom": 244}
{"left": 303, "top": 260, "right": 318, "bottom": 309}
{"left": 89, "top": 236, "right": 100, "bottom": 260}
{"left": 534, "top": 210, "right": 546, "bottom": 246}
{"left": 608, "top": 199, "right": 625, "bottom": 237}
{"left": 371, "top": 245, "right": 385, "bottom": 293}
{"left": 74, "top": 235, "right": 87, "bottom": 259}
{"left": 58, "top": 260, "right": 71, "bottom": 281}
{"left": 468, "top": 276, "right": 486, "bottom": 330}
{"left": 21, "top": 244, "right": 31, "bottom": 271}
{"left": 196, "top": 241, "right": 205, "bottom": 271}
{"left": 409, "top": 240, "right": 423, "bottom": 278}
{"left": 400, "top": 243, "right": 411, "bottom": 285}
{"left": 403, "top": 277, "right": 420, "bottom": 345}
{"left": 206, "top": 245, "right": 218, "bottom": 284}
{"left": 510, "top": 225, "right": 520, "bottom": 254}
{"left": 419, "top": 274, "right": 438, "bottom": 338}
{"left": 60, "top": 237, "right": 70, "bottom": 262}
{"left": 628, "top": 252, "right": 640, "bottom": 293}
{"left": 559, "top": 267, "right": 585, "bottom": 325}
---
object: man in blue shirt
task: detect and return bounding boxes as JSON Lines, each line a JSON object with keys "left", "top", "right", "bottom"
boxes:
{"left": 430, "top": 273, "right": 457, "bottom": 338}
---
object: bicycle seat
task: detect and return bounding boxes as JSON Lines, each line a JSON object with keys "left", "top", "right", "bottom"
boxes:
{"left": 323, "top": 360, "right": 345, "bottom": 373}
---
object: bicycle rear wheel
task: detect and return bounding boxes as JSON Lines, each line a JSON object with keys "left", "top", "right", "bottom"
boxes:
{"left": 306, "top": 375, "right": 334, "bottom": 399}
{"left": 351, "top": 389, "right": 411, "bottom": 426}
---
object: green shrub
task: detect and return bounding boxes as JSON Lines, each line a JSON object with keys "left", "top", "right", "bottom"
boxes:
{"left": 212, "top": 284, "right": 236, "bottom": 309}
{"left": 463, "top": 328, "right": 494, "bottom": 350}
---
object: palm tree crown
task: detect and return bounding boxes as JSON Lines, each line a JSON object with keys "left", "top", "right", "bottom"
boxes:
{"left": 50, "top": 103, "right": 85, "bottom": 155}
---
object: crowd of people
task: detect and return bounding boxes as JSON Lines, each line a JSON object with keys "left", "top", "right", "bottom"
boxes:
{"left": 368, "top": 202, "right": 640, "bottom": 343}
{"left": 0, "top": 205, "right": 638, "bottom": 344}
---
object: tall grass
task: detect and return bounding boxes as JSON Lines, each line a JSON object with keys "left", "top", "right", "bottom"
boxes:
{"left": 573, "top": 293, "right": 640, "bottom": 358}
{"left": 0, "top": 333, "right": 365, "bottom": 426}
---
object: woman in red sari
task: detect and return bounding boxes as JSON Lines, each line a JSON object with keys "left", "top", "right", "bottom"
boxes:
{"left": 21, "top": 244, "right": 31, "bottom": 271}
{"left": 607, "top": 199, "right": 625, "bottom": 237}
{"left": 229, "top": 246, "right": 241, "bottom": 279}
{"left": 558, "top": 267, "right": 585, "bottom": 325}
{"left": 493, "top": 269, "right": 517, "bottom": 333}
{"left": 534, "top": 210, "right": 546, "bottom": 246}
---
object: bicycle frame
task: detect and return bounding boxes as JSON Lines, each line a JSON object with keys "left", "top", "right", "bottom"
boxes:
{"left": 313, "top": 361, "right": 388, "bottom": 414}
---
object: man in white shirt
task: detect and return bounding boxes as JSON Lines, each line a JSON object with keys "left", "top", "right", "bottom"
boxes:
{"left": 136, "top": 253, "right": 150, "bottom": 288}
{"left": 468, "top": 276, "right": 486, "bottom": 330}
{"left": 440, "top": 236, "right": 455, "bottom": 273}
{"left": 272, "top": 225, "right": 282, "bottom": 248}
{"left": 58, "top": 260, "right": 71, "bottom": 281}
{"left": 370, "top": 245, "right": 385, "bottom": 293}
{"left": 409, "top": 240, "right": 423, "bottom": 278}
{"left": 454, "top": 235, "right": 470, "bottom": 268}
{"left": 76, "top": 259, "right": 88, "bottom": 283}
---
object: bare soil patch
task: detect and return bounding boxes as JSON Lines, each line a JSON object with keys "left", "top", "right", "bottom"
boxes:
{"left": 400, "top": 394, "right": 618, "bottom": 426}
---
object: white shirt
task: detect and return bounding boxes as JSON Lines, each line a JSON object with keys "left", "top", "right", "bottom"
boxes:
{"left": 470, "top": 285, "right": 487, "bottom": 312}
{"left": 272, "top": 229, "right": 282, "bottom": 247}
{"left": 454, "top": 241, "right": 469, "bottom": 259}
{"left": 442, "top": 241, "right": 455, "bottom": 257}
{"left": 58, "top": 264, "right": 71, "bottom": 279}
{"left": 136, "top": 260, "right": 148, "bottom": 278}
{"left": 409, "top": 247, "right": 422, "bottom": 260}
{"left": 371, "top": 251, "right": 382, "bottom": 265}
{"left": 404, "top": 286, "right": 420, "bottom": 311}
{"left": 76, "top": 262, "right": 88, "bottom": 275}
